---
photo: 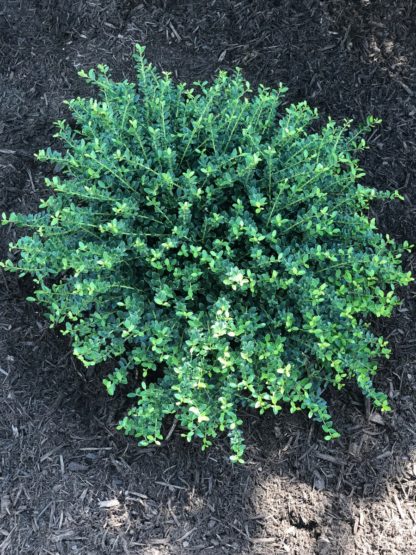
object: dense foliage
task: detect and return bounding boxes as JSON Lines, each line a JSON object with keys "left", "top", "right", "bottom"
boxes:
{"left": 2, "top": 45, "right": 412, "bottom": 461}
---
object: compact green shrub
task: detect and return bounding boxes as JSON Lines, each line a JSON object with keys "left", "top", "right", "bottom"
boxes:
{"left": 2, "top": 45, "right": 412, "bottom": 461}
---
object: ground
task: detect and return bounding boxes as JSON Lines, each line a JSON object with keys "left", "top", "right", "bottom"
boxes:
{"left": 0, "top": 1, "right": 416, "bottom": 554}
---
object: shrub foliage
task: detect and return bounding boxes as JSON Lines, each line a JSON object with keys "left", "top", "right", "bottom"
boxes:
{"left": 2, "top": 45, "right": 412, "bottom": 461}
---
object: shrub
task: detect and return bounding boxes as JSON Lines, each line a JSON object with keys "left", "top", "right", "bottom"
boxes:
{"left": 2, "top": 45, "right": 412, "bottom": 461}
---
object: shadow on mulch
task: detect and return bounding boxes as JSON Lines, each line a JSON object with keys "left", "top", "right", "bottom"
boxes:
{"left": 1, "top": 1, "right": 415, "bottom": 554}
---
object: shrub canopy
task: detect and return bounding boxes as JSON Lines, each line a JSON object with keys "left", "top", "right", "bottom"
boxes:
{"left": 3, "top": 45, "right": 412, "bottom": 461}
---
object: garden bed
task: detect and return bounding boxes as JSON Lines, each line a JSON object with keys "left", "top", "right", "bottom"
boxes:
{"left": 1, "top": 1, "right": 415, "bottom": 553}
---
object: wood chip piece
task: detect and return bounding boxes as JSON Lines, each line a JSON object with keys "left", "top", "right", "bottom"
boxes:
{"left": 68, "top": 462, "right": 89, "bottom": 472}
{"left": 51, "top": 529, "right": 75, "bottom": 542}
{"left": 393, "top": 494, "right": 406, "bottom": 520}
{"left": 252, "top": 537, "right": 277, "bottom": 544}
{"left": 313, "top": 472, "right": 325, "bottom": 491}
{"left": 1, "top": 496, "right": 10, "bottom": 516}
{"left": 369, "top": 413, "right": 384, "bottom": 425}
{"left": 98, "top": 499, "right": 120, "bottom": 509}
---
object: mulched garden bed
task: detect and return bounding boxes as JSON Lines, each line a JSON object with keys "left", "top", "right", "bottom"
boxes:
{"left": 1, "top": 1, "right": 415, "bottom": 553}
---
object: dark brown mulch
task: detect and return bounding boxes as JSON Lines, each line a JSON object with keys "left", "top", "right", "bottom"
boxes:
{"left": 1, "top": 1, "right": 416, "bottom": 554}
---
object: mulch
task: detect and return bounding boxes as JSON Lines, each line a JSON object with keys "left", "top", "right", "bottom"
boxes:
{"left": 0, "top": 1, "right": 416, "bottom": 553}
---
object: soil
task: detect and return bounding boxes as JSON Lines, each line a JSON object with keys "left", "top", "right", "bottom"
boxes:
{"left": 1, "top": 1, "right": 416, "bottom": 554}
